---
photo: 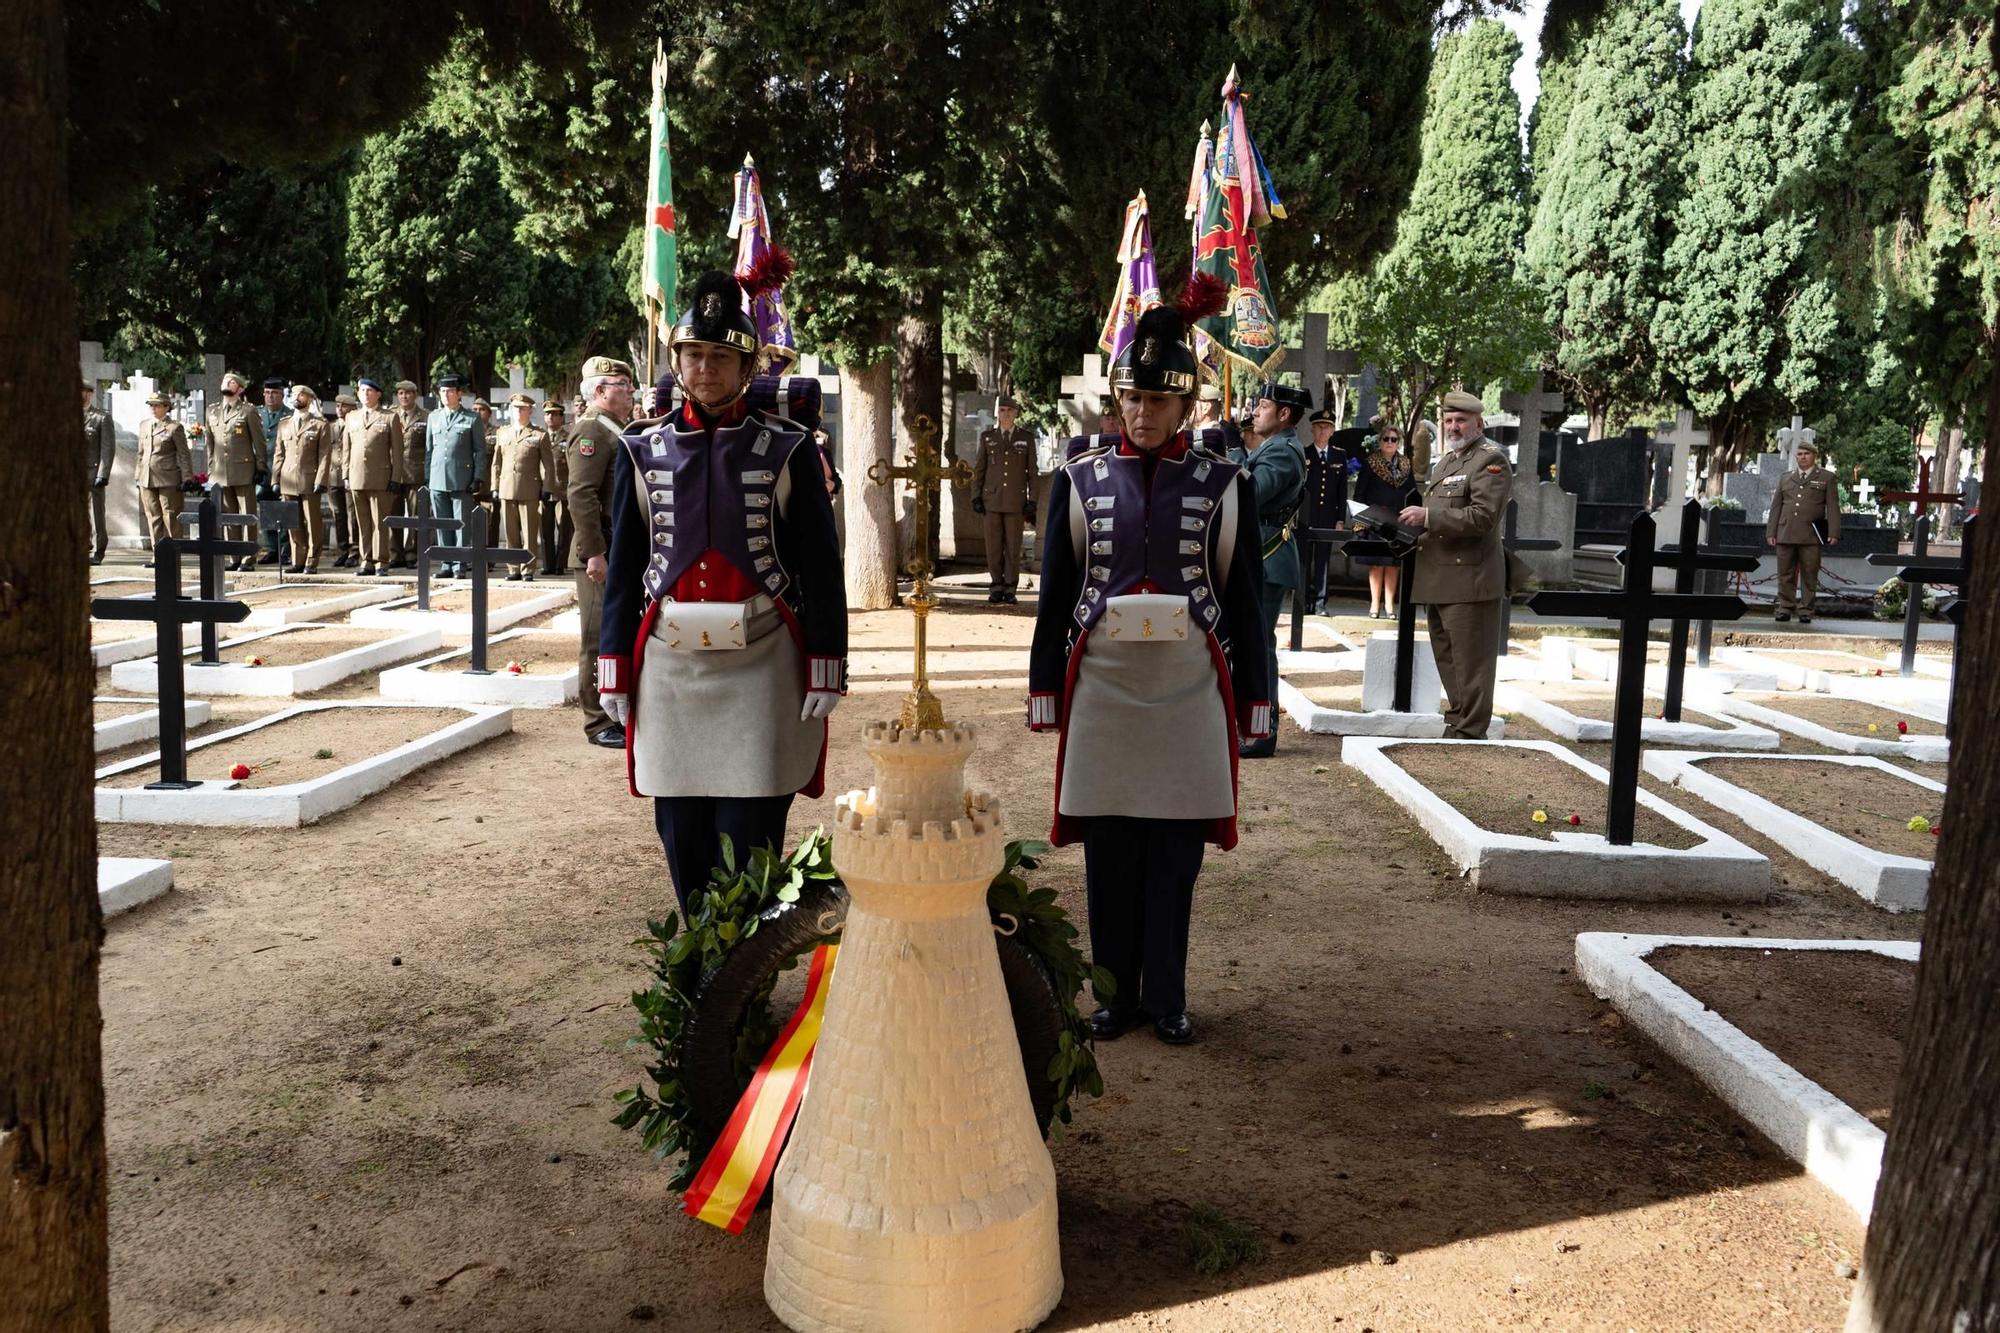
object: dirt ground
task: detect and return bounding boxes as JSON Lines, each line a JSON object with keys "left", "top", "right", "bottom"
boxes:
{"left": 103, "top": 706, "right": 467, "bottom": 788}
{"left": 1512, "top": 681, "right": 1735, "bottom": 730}
{"left": 1650, "top": 949, "right": 1913, "bottom": 1130}
{"left": 97, "top": 583, "right": 1930, "bottom": 1333}
{"left": 1696, "top": 758, "right": 1944, "bottom": 859}
{"left": 1386, "top": 744, "right": 1700, "bottom": 849}
{"left": 1739, "top": 693, "right": 1946, "bottom": 738}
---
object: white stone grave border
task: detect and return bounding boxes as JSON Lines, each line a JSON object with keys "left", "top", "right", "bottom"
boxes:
{"left": 1575, "top": 931, "right": 1919, "bottom": 1221}
{"left": 378, "top": 628, "right": 579, "bottom": 707}
{"left": 1493, "top": 681, "right": 1779, "bottom": 750}
{"left": 236, "top": 582, "right": 405, "bottom": 625}
{"left": 1278, "top": 678, "right": 1505, "bottom": 738}
{"left": 99, "top": 856, "right": 174, "bottom": 918}
{"left": 109, "top": 623, "right": 441, "bottom": 697}
{"left": 1276, "top": 647, "right": 1364, "bottom": 673}
{"left": 548, "top": 607, "right": 581, "bottom": 635}
{"left": 350, "top": 585, "right": 574, "bottom": 640}
{"left": 95, "top": 696, "right": 210, "bottom": 753}
{"left": 1713, "top": 646, "right": 1905, "bottom": 694}
{"left": 1702, "top": 694, "right": 1949, "bottom": 764}
{"left": 92, "top": 622, "right": 200, "bottom": 668}
{"left": 1644, "top": 752, "right": 1941, "bottom": 912}
{"left": 94, "top": 700, "right": 512, "bottom": 827}
{"left": 1542, "top": 634, "right": 1776, "bottom": 694}
{"left": 1880, "top": 650, "right": 1950, "bottom": 681}
{"left": 1344, "top": 736, "right": 1767, "bottom": 900}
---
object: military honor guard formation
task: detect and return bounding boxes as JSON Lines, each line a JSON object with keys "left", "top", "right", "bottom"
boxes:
{"left": 33, "top": 17, "right": 1992, "bottom": 1333}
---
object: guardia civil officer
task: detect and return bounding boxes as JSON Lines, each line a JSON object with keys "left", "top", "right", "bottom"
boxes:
{"left": 1766, "top": 438, "right": 1840, "bottom": 623}
{"left": 1028, "top": 282, "right": 1272, "bottom": 1047}
{"left": 1400, "top": 390, "right": 1511, "bottom": 738}
{"left": 971, "top": 396, "right": 1038, "bottom": 603}
{"left": 598, "top": 268, "right": 847, "bottom": 910}
{"left": 1231, "top": 383, "right": 1310, "bottom": 758}
{"left": 425, "top": 375, "right": 486, "bottom": 577}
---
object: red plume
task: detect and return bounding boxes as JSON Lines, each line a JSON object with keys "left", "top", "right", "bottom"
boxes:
{"left": 739, "top": 245, "right": 795, "bottom": 299}
{"left": 1175, "top": 271, "right": 1228, "bottom": 323}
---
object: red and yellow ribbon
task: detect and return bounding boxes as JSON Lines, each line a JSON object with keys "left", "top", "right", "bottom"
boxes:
{"left": 681, "top": 943, "right": 837, "bottom": 1233}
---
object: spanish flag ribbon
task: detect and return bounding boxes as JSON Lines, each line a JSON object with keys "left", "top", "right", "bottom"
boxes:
{"left": 681, "top": 943, "right": 837, "bottom": 1233}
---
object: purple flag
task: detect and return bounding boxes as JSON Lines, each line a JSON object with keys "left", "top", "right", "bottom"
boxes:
{"left": 730, "top": 155, "right": 799, "bottom": 373}
{"left": 1098, "top": 191, "right": 1160, "bottom": 362}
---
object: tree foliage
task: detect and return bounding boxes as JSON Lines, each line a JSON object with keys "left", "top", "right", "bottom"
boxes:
{"left": 1522, "top": 0, "right": 1687, "bottom": 436}
{"left": 1651, "top": 0, "right": 1854, "bottom": 463}
{"left": 1526, "top": 0, "right": 1608, "bottom": 203}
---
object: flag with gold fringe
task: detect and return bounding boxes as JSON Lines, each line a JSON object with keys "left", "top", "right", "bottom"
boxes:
{"left": 1193, "top": 66, "right": 1285, "bottom": 375}
{"left": 1098, "top": 191, "right": 1161, "bottom": 363}
{"left": 729, "top": 154, "right": 799, "bottom": 374}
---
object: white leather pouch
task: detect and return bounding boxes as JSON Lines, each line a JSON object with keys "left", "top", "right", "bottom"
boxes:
{"left": 1101, "top": 593, "right": 1189, "bottom": 642}
{"left": 656, "top": 600, "right": 751, "bottom": 651}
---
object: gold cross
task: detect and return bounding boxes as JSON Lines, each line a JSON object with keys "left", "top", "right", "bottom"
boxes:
{"left": 866, "top": 414, "right": 973, "bottom": 731}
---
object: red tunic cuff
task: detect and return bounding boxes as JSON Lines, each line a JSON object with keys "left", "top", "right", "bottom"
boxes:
{"left": 1027, "top": 692, "right": 1059, "bottom": 731}
{"left": 808, "top": 656, "right": 848, "bottom": 695}
{"left": 597, "top": 654, "right": 631, "bottom": 694}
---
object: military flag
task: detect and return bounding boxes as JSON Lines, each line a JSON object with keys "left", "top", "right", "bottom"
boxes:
{"left": 643, "top": 41, "right": 678, "bottom": 379}
{"left": 1182, "top": 121, "right": 1225, "bottom": 382}
{"left": 1193, "top": 67, "right": 1285, "bottom": 376}
{"left": 1097, "top": 191, "right": 1160, "bottom": 362}
{"left": 728, "top": 154, "right": 799, "bottom": 374}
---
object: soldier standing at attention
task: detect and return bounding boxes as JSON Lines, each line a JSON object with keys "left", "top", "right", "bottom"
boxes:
{"left": 471, "top": 397, "right": 502, "bottom": 557}
{"left": 543, "top": 400, "right": 572, "bottom": 576}
{"left": 83, "top": 381, "right": 115, "bottom": 564}
{"left": 567, "top": 356, "right": 636, "bottom": 749}
{"left": 1399, "top": 390, "right": 1512, "bottom": 739}
{"left": 255, "top": 377, "right": 289, "bottom": 564}
{"left": 1766, "top": 439, "right": 1840, "bottom": 623}
{"left": 597, "top": 269, "right": 847, "bottom": 910}
{"left": 326, "top": 394, "right": 357, "bottom": 568}
{"left": 135, "top": 392, "right": 195, "bottom": 562}
{"left": 1301, "top": 405, "right": 1349, "bottom": 614}
{"left": 205, "top": 372, "right": 267, "bottom": 571}
{"left": 971, "top": 395, "right": 1037, "bottom": 604}
{"left": 390, "top": 380, "right": 428, "bottom": 568}
{"left": 344, "top": 379, "right": 405, "bottom": 576}
{"left": 1232, "top": 383, "right": 1310, "bottom": 759}
{"left": 272, "top": 384, "right": 333, "bottom": 574}
{"left": 492, "top": 393, "right": 556, "bottom": 579}
{"left": 425, "top": 374, "right": 486, "bottom": 578}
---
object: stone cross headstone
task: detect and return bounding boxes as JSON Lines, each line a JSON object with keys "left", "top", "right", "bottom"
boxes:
{"left": 1775, "top": 416, "right": 1814, "bottom": 468}
{"left": 1497, "top": 501, "right": 1562, "bottom": 652}
{"left": 434, "top": 508, "right": 530, "bottom": 673}
{"left": 1059, "top": 354, "right": 1112, "bottom": 436}
{"left": 1652, "top": 409, "right": 1710, "bottom": 511}
{"left": 176, "top": 499, "right": 259, "bottom": 664}
{"left": 79, "top": 341, "right": 123, "bottom": 389}
{"left": 1353, "top": 365, "right": 1381, "bottom": 428}
{"left": 1499, "top": 376, "right": 1566, "bottom": 483}
{"left": 1277, "top": 313, "right": 1356, "bottom": 415}
{"left": 385, "top": 513, "right": 463, "bottom": 609}
{"left": 1498, "top": 376, "right": 1576, "bottom": 581}
{"left": 1853, "top": 477, "right": 1876, "bottom": 509}
{"left": 1529, "top": 512, "right": 1746, "bottom": 845}
{"left": 90, "top": 541, "right": 251, "bottom": 789}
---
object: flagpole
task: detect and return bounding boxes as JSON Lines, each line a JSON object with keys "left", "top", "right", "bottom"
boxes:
{"left": 646, "top": 304, "right": 658, "bottom": 391}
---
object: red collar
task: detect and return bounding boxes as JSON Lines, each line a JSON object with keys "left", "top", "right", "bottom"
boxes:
{"left": 680, "top": 398, "right": 751, "bottom": 431}
{"left": 1115, "top": 432, "right": 1191, "bottom": 461}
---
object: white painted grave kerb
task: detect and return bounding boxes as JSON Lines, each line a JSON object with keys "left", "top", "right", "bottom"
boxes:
{"left": 1713, "top": 646, "right": 1900, "bottom": 693}
{"left": 378, "top": 629, "right": 580, "bottom": 707}
{"left": 98, "top": 857, "right": 173, "bottom": 918}
{"left": 1493, "top": 681, "right": 1779, "bottom": 750}
{"left": 95, "top": 700, "right": 512, "bottom": 827}
{"left": 95, "top": 697, "right": 210, "bottom": 753}
{"left": 235, "top": 582, "right": 405, "bottom": 625}
{"left": 350, "top": 584, "right": 574, "bottom": 641}
{"left": 110, "top": 624, "right": 442, "bottom": 697}
{"left": 92, "top": 621, "right": 201, "bottom": 668}
{"left": 1575, "top": 932, "right": 1917, "bottom": 1221}
{"left": 1643, "top": 752, "right": 1940, "bottom": 911}
{"left": 1344, "top": 737, "right": 1767, "bottom": 899}
{"left": 1361, "top": 632, "right": 1441, "bottom": 713}
{"left": 1542, "top": 634, "right": 1776, "bottom": 694}
{"left": 1703, "top": 694, "right": 1948, "bottom": 763}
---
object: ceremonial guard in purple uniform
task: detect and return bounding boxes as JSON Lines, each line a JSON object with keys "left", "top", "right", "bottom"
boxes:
{"left": 597, "top": 268, "right": 847, "bottom": 910}
{"left": 1028, "top": 282, "right": 1272, "bottom": 1046}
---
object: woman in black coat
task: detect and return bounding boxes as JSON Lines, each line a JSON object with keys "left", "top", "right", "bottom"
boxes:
{"left": 1349, "top": 425, "right": 1416, "bottom": 617}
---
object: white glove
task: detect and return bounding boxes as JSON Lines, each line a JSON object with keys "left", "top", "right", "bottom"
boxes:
{"left": 801, "top": 690, "right": 840, "bottom": 722}
{"left": 604, "top": 694, "right": 630, "bottom": 728}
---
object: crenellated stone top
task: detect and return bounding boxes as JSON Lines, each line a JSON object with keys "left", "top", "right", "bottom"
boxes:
{"left": 834, "top": 718, "right": 1006, "bottom": 895}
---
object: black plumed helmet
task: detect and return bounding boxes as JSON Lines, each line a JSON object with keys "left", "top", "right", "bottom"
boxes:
{"left": 670, "top": 270, "right": 758, "bottom": 357}
{"left": 1112, "top": 307, "right": 1200, "bottom": 396}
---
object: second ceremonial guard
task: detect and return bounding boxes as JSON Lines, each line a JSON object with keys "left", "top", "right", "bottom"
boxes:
{"left": 1029, "top": 278, "right": 1272, "bottom": 1048}
{"left": 598, "top": 268, "right": 847, "bottom": 910}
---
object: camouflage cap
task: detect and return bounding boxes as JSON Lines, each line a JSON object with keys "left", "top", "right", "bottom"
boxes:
{"left": 580, "top": 355, "right": 634, "bottom": 382}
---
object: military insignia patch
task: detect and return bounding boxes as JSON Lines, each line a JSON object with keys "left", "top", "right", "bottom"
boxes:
{"left": 700, "top": 292, "right": 725, "bottom": 319}
{"left": 578, "top": 442, "right": 596, "bottom": 456}
{"left": 1487, "top": 464, "right": 1503, "bottom": 473}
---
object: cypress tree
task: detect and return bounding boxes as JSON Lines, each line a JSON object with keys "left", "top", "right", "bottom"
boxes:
{"left": 1523, "top": 0, "right": 1688, "bottom": 438}
{"left": 1526, "top": 0, "right": 1608, "bottom": 204}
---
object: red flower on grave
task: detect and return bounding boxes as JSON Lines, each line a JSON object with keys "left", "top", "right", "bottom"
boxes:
{"left": 1931, "top": 824, "right": 1941, "bottom": 837}
{"left": 229, "top": 762, "right": 251, "bottom": 780}
{"left": 1874, "top": 668, "right": 1883, "bottom": 676}
{"left": 1568, "top": 813, "right": 1582, "bottom": 826}
{"left": 1896, "top": 720, "right": 1909, "bottom": 734}
{"left": 505, "top": 661, "right": 524, "bottom": 675}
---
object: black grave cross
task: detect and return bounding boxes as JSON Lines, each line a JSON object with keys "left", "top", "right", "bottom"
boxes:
{"left": 1873, "top": 513, "right": 1973, "bottom": 732}
{"left": 90, "top": 539, "right": 250, "bottom": 789}
{"left": 258, "top": 498, "right": 303, "bottom": 580}
{"left": 1868, "top": 509, "right": 1958, "bottom": 679}
{"left": 428, "top": 507, "right": 529, "bottom": 674}
{"left": 1619, "top": 499, "right": 1760, "bottom": 719}
{"left": 1498, "top": 500, "right": 1561, "bottom": 655}
{"left": 176, "top": 497, "right": 260, "bottom": 666}
{"left": 1530, "top": 511, "right": 1745, "bottom": 846}
{"left": 384, "top": 513, "right": 463, "bottom": 609}
{"left": 180, "top": 496, "right": 258, "bottom": 589}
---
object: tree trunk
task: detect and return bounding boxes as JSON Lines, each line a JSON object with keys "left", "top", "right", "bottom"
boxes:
{"left": 842, "top": 352, "right": 898, "bottom": 610}
{"left": 1845, "top": 510, "right": 1997, "bottom": 1333}
{"left": 0, "top": 1, "right": 111, "bottom": 1329}
{"left": 1938, "top": 422, "right": 1965, "bottom": 535}
{"left": 1585, "top": 400, "right": 1609, "bottom": 443}
{"left": 895, "top": 287, "right": 944, "bottom": 569}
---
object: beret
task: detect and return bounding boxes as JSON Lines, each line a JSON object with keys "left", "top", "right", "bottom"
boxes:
{"left": 357, "top": 376, "right": 382, "bottom": 391}
{"left": 1441, "top": 389, "right": 1485, "bottom": 413}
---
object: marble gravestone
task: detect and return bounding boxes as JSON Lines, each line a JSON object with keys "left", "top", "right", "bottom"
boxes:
{"left": 1720, "top": 453, "right": 1789, "bottom": 526}
{"left": 1558, "top": 427, "right": 1652, "bottom": 549}
{"left": 1498, "top": 377, "right": 1576, "bottom": 582}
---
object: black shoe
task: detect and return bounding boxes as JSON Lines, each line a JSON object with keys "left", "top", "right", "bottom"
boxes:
{"left": 1773, "top": 611, "right": 1792, "bottom": 622}
{"left": 284, "top": 565, "right": 305, "bottom": 574}
{"left": 588, "top": 726, "right": 626, "bottom": 749}
{"left": 1798, "top": 615, "right": 1813, "bottom": 624}
{"left": 257, "top": 551, "right": 282, "bottom": 566}
{"left": 505, "top": 572, "right": 523, "bottom": 582}
{"left": 1154, "top": 1012, "right": 1196, "bottom": 1045}
{"left": 1088, "top": 1007, "right": 1145, "bottom": 1041}
{"left": 1239, "top": 738, "right": 1276, "bottom": 759}
{"left": 142, "top": 560, "right": 155, "bottom": 569}
{"left": 90, "top": 554, "right": 104, "bottom": 565}
{"left": 987, "top": 591, "right": 1002, "bottom": 604}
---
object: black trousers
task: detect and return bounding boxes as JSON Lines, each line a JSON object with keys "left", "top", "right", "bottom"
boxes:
{"left": 1083, "top": 817, "right": 1208, "bottom": 1020}
{"left": 1307, "top": 541, "right": 1333, "bottom": 611}
{"left": 653, "top": 794, "right": 795, "bottom": 914}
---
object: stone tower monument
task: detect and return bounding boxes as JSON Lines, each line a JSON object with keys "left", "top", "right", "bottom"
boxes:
{"left": 763, "top": 720, "right": 1063, "bottom": 1332}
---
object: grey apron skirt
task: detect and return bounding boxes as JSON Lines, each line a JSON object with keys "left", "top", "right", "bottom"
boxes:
{"left": 632, "top": 602, "right": 822, "bottom": 798}
{"left": 1058, "top": 629, "right": 1234, "bottom": 821}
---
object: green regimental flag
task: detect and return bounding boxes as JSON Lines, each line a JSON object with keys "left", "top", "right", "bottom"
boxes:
{"left": 1192, "top": 71, "right": 1285, "bottom": 375}
{"left": 644, "top": 41, "right": 677, "bottom": 321}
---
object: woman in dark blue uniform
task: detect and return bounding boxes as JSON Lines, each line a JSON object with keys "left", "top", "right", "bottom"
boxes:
{"left": 1027, "top": 286, "right": 1271, "bottom": 1046}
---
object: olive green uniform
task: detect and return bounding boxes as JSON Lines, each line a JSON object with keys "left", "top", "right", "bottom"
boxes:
{"left": 567, "top": 407, "right": 626, "bottom": 738}
{"left": 135, "top": 418, "right": 193, "bottom": 545}
{"left": 1413, "top": 435, "right": 1512, "bottom": 739}
{"left": 204, "top": 398, "right": 267, "bottom": 528}
{"left": 1767, "top": 464, "right": 1841, "bottom": 618}
{"left": 972, "top": 424, "right": 1037, "bottom": 592}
